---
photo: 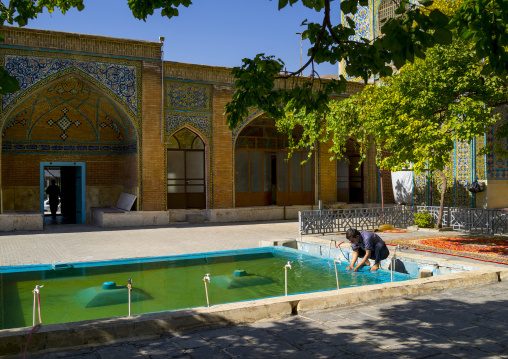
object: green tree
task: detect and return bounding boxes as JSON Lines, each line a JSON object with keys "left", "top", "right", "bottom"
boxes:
{"left": 0, "top": 0, "right": 507, "bottom": 129}
{"left": 285, "top": 39, "right": 507, "bottom": 227}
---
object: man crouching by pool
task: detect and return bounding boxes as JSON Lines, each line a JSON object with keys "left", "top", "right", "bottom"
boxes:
{"left": 345, "top": 228, "right": 389, "bottom": 271}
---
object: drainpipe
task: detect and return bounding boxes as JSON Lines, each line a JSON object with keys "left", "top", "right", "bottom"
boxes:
{"left": 159, "top": 36, "right": 165, "bottom": 144}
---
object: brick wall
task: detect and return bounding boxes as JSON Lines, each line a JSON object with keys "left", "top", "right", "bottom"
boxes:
{"left": 319, "top": 140, "right": 337, "bottom": 204}
{"left": 140, "top": 60, "right": 165, "bottom": 211}
{"left": 211, "top": 85, "right": 234, "bottom": 208}
{"left": 1, "top": 153, "right": 137, "bottom": 211}
{"left": 380, "top": 169, "right": 395, "bottom": 204}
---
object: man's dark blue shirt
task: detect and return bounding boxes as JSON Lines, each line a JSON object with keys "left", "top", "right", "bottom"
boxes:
{"left": 350, "top": 231, "right": 385, "bottom": 251}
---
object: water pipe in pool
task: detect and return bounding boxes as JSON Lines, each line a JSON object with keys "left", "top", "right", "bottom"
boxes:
{"left": 284, "top": 261, "right": 292, "bottom": 296}
{"left": 127, "top": 279, "right": 132, "bottom": 317}
{"left": 24, "top": 285, "right": 44, "bottom": 359}
{"left": 391, "top": 245, "right": 400, "bottom": 282}
{"left": 336, "top": 241, "right": 347, "bottom": 262}
{"left": 32, "top": 285, "right": 43, "bottom": 326}
{"left": 203, "top": 274, "right": 211, "bottom": 307}
{"left": 333, "top": 259, "right": 340, "bottom": 290}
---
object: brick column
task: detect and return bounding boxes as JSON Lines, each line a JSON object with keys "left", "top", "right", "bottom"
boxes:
{"left": 211, "top": 86, "right": 234, "bottom": 208}
{"left": 319, "top": 140, "right": 336, "bottom": 204}
{"left": 141, "top": 61, "right": 165, "bottom": 211}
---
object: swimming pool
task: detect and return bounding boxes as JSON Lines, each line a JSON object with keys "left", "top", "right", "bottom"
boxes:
{"left": 0, "top": 247, "right": 412, "bottom": 329}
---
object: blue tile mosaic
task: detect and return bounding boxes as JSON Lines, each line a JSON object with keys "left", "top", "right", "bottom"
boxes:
{"left": 3, "top": 52, "right": 140, "bottom": 118}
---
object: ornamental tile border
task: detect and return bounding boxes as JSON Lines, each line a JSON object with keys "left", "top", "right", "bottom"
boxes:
{"left": 1, "top": 140, "right": 137, "bottom": 155}
{"left": 165, "top": 112, "right": 212, "bottom": 142}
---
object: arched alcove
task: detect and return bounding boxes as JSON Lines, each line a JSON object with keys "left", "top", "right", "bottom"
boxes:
{"left": 166, "top": 128, "right": 207, "bottom": 209}
{"left": 234, "top": 114, "right": 314, "bottom": 207}
{"left": 1, "top": 74, "right": 139, "bottom": 221}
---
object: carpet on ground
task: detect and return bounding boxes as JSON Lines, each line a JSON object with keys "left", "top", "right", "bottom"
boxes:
{"left": 384, "top": 235, "right": 508, "bottom": 264}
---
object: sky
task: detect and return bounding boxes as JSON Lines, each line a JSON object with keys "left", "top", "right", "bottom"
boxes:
{"left": 24, "top": 0, "right": 341, "bottom": 76}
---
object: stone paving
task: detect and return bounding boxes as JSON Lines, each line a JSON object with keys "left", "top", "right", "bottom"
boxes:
{"left": 0, "top": 220, "right": 461, "bottom": 267}
{"left": 2, "top": 220, "right": 507, "bottom": 358}
{"left": 29, "top": 280, "right": 508, "bottom": 358}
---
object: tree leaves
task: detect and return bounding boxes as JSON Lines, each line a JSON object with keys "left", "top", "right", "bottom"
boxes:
{"left": 299, "top": 39, "right": 507, "bottom": 175}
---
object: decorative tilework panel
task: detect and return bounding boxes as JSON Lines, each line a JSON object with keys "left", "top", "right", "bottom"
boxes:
{"left": 431, "top": 152, "right": 454, "bottom": 207}
{"left": 2, "top": 140, "right": 137, "bottom": 154}
{"left": 232, "top": 109, "right": 264, "bottom": 141}
{"left": 3, "top": 53, "right": 139, "bottom": 116}
{"left": 165, "top": 82, "right": 212, "bottom": 112}
{"left": 476, "top": 134, "right": 486, "bottom": 180}
{"left": 165, "top": 113, "right": 211, "bottom": 141}
{"left": 414, "top": 171, "right": 428, "bottom": 205}
{"left": 456, "top": 141, "right": 472, "bottom": 207}
{"left": 487, "top": 106, "right": 508, "bottom": 180}
{"left": 2, "top": 75, "right": 137, "bottom": 143}
{"left": 340, "top": 0, "right": 373, "bottom": 81}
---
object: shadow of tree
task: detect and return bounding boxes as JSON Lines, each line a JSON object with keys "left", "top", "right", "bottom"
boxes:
{"left": 29, "top": 282, "right": 508, "bottom": 358}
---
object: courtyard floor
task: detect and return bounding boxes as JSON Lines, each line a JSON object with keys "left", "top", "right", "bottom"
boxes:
{"left": 1, "top": 220, "right": 507, "bottom": 358}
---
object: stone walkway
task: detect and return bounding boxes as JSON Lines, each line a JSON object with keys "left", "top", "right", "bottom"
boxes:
{"left": 2, "top": 221, "right": 507, "bottom": 358}
{"left": 30, "top": 280, "right": 508, "bottom": 358}
{"left": 0, "top": 221, "right": 300, "bottom": 266}
{"left": 0, "top": 220, "right": 464, "bottom": 266}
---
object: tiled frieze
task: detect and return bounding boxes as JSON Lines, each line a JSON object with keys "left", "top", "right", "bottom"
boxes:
{"left": 1, "top": 140, "right": 137, "bottom": 155}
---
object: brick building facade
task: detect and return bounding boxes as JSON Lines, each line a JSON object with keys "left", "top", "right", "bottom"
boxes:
{"left": 0, "top": 26, "right": 384, "bottom": 226}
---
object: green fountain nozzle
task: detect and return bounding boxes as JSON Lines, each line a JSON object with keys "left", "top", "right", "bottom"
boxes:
{"left": 77, "top": 282, "right": 152, "bottom": 308}
{"left": 101, "top": 281, "right": 117, "bottom": 290}
{"left": 233, "top": 270, "right": 248, "bottom": 277}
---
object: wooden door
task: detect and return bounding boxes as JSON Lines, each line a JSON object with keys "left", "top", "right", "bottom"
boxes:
{"left": 167, "top": 149, "right": 205, "bottom": 209}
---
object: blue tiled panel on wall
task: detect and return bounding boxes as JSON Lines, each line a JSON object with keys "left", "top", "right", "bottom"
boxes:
{"left": 165, "top": 113, "right": 211, "bottom": 141}
{"left": 487, "top": 106, "right": 508, "bottom": 180}
{"left": 3, "top": 52, "right": 140, "bottom": 117}
{"left": 165, "top": 81, "right": 212, "bottom": 113}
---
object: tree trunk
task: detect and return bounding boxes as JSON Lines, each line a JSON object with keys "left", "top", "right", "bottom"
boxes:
{"left": 436, "top": 170, "right": 447, "bottom": 228}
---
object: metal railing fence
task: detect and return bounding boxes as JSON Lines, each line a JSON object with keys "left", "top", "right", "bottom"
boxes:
{"left": 299, "top": 206, "right": 508, "bottom": 235}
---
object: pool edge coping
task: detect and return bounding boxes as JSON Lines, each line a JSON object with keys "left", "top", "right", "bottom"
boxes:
{"left": 1, "top": 264, "right": 507, "bottom": 358}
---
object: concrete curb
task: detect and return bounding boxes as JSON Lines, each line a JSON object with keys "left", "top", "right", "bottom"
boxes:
{"left": 1, "top": 266, "right": 506, "bottom": 358}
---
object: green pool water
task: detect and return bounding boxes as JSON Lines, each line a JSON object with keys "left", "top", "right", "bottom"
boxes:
{"left": 0, "top": 247, "right": 412, "bottom": 329}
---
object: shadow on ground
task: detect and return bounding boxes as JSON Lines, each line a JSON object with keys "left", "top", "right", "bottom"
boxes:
{"left": 28, "top": 284, "right": 508, "bottom": 359}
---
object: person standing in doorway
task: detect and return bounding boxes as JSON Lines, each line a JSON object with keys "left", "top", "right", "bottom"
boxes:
{"left": 46, "top": 179, "right": 61, "bottom": 219}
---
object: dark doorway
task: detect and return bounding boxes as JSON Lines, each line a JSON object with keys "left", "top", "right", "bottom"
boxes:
{"left": 60, "top": 166, "right": 77, "bottom": 223}
{"left": 349, "top": 156, "right": 364, "bottom": 203}
{"left": 41, "top": 164, "right": 85, "bottom": 224}
{"left": 337, "top": 156, "right": 364, "bottom": 203}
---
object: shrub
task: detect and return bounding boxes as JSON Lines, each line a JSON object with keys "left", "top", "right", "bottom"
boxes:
{"left": 414, "top": 211, "right": 434, "bottom": 228}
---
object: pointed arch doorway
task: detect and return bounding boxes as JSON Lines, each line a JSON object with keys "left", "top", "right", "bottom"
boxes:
{"left": 166, "top": 128, "right": 206, "bottom": 209}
